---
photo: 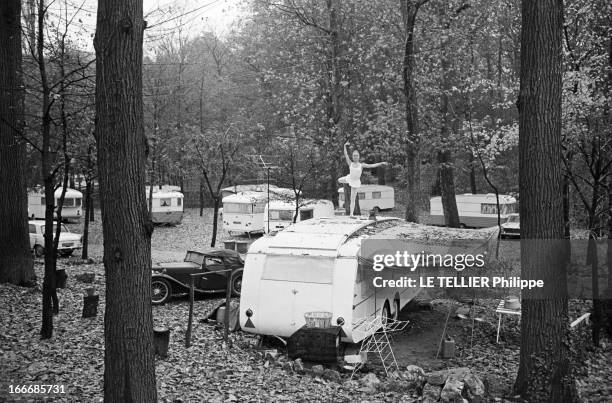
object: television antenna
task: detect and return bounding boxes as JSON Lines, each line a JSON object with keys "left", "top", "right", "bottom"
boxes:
{"left": 247, "top": 154, "right": 280, "bottom": 234}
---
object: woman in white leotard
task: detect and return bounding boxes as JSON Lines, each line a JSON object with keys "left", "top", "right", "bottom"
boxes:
{"left": 338, "top": 141, "right": 388, "bottom": 216}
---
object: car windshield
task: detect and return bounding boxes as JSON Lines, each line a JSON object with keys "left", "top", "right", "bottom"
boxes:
{"left": 41, "top": 224, "right": 70, "bottom": 234}
{"left": 507, "top": 215, "right": 520, "bottom": 223}
{"left": 184, "top": 251, "right": 205, "bottom": 265}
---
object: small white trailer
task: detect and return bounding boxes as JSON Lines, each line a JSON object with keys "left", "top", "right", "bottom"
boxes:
{"left": 338, "top": 184, "right": 395, "bottom": 213}
{"left": 429, "top": 193, "right": 517, "bottom": 228}
{"left": 263, "top": 199, "right": 335, "bottom": 233}
{"left": 28, "top": 187, "right": 83, "bottom": 220}
{"left": 222, "top": 191, "right": 268, "bottom": 234}
{"left": 145, "top": 186, "right": 184, "bottom": 225}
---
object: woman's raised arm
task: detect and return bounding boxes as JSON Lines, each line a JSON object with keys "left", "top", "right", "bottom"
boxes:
{"left": 343, "top": 142, "right": 351, "bottom": 165}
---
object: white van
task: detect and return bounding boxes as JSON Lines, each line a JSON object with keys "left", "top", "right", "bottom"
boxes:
{"left": 429, "top": 193, "right": 517, "bottom": 228}
{"left": 263, "top": 199, "right": 335, "bottom": 233}
{"left": 222, "top": 191, "right": 268, "bottom": 235}
{"left": 28, "top": 187, "right": 83, "bottom": 220}
{"left": 338, "top": 185, "right": 395, "bottom": 213}
{"left": 145, "top": 186, "right": 184, "bottom": 225}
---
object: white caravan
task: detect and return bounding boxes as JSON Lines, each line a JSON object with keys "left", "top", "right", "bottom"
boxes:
{"left": 222, "top": 191, "right": 268, "bottom": 234}
{"left": 263, "top": 199, "right": 335, "bottom": 233}
{"left": 429, "top": 193, "right": 517, "bottom": 228}
{"left": 338, "top": 185, "right": 395, "bottom": 213}
{"left": 239, "top": 217, "right": 499, "bottom": 345}
{"left": 145, "top": 186, "right": 184, "bottom": 225}
{"left": 239, "top": 217, "right": 416, "bottom": 344}
{"left": 28, "top": 187, "right": 83, "bottom": 220}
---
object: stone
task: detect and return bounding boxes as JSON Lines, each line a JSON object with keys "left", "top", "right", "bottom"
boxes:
{"left": 293, "top": 358, "right": 305, "bottom": 374}
{"left": 322, "top": 368, "right": 342, "bottom": 382}
{"left": 427, "top": 367, "right": 471, "bottom": 386}
{"left": 463, "top": 373, "right": 485, "bottom": 403}
{"left": 361, "top": 372, "right": 381, "bottom": 391}
{"left": 311, "top": 364, "right": 325, "bottom": 376}
{"left": 440, "top": 379, "right": 464, "bottom": 403}
{"left": 422, "top": 382, "right": 442, "bottom": 402}
{"left": 405, "top": 365, "right": 426, "bottom": 388}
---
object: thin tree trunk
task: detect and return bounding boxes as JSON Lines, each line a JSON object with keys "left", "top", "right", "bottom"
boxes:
{"left": 211, "top": 197, "right": 220, "bottom": 247}
{"left": 514, "top": 1, "right": 572, "bottom": 400}
{"left": 94, "top": 0, "right": 157, "bottom": 400}
{"left": 38, "top": 0, "right": 56, "bottom": 340}
{"left": 400, "top": 0, "right": 428, "bottom": 223}
{"left": 199, "top": 176, "right": 204, "bottom": 217}
{"left": 437, "top": 5, "right": 459, "bottom": 228}
{"left": 0, "top": 0, "right": 36, "bottom": 286}
{"left": 82, "top": 178, "right": 91, "bottom": 259}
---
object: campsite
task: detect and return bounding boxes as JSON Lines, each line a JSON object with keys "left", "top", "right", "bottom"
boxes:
{"left": 1, "top": 0, "right": 612, "bottom": 402}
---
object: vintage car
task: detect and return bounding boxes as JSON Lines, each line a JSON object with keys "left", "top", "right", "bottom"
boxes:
{"left": 29, "top": 220, "right": 83, "bottom": 257}
{"left": 500, "top": 213, "right": 520, "bottom": 238}
{"left": 151, "top": 249, "right": 244, "bottom": 304}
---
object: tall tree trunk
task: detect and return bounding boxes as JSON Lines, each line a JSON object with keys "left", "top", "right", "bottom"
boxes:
{"left": 94, "top": 0, "right": 157, "bottom": 401}
{"left": 400, "top": 0, "right": 428, "bottom": 223}
{"left": 0, "top": 0, "right": 36, "bottom": 286}
{"left": 437, "top": 5, "right": 459, "bottom": 228}
{"left": 199, "top": 176, "right": 205, "bottom": 217}
{"left": 469, "top": 154, "right": 478, "bottom": 194}
{"left": 514, "top": 0, "right": 572, "bottom": 400}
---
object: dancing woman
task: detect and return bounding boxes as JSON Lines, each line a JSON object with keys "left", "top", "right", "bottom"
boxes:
{"left": 338, "top": 141, "right": 388, "bottom": 216}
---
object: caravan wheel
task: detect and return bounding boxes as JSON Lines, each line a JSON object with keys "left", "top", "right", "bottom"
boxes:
{"left": 381, "top": 301, "right": 392, "bottom": 326}
{"left": 392, "top": 299, "right": 400, "bottom": 320}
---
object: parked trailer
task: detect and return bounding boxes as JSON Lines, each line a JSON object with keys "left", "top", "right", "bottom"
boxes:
{"left": 263, "top": 199, "right": 335, "bottom": 233}
{"left": 222, "top": 192, "right": 268, "bottom": 235}
{"left": 338, "top": 184, "right": 395, "bottom": 213}
{"left": 28, "top": 187, "right": 83, "bottom": 220}
{"left": 240, "top": 217, "right": 499, "bottom": 351}
{"left": 145, "top": 187, "right": 184, "bottom": 225}
{"left": 428, "top": 193, "right": 517, "bottom": 228}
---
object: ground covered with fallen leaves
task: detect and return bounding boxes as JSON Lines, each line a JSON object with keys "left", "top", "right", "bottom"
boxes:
{"left": 1, "top": 208, "right": 611, "bottom": 402}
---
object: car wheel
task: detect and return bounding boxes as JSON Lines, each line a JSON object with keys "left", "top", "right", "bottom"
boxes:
{"left": 60, "top": 249, "right": 74, "bottom": 257}
{"left": 34, "top": 245, "right": 44, "bottom": 257}
{"left": 231, "top": 272, "right": 242, "bottom": 297}
{"left": 459, "top": 223, "right": 467, "bottom": 229}
{"left": 373, "top": 206, "right": 380, "bottom": 213}
{"left": 151, "top": 278, "right": 172, "bottom": 305}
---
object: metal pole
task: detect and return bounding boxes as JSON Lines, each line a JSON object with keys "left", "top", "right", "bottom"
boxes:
{"left": 267, "top": 167, "right": 270, "bottom": 234}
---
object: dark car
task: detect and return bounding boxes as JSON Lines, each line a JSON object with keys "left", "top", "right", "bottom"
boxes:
{"left": 151, "top": 249, "right": 244, "bottom": 305}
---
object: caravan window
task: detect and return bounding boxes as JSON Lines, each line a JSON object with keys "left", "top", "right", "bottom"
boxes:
{"left": 160, "top": 198, "right": 171, "bottom": 207}
{"left": 372, "top": 192, "right": 382, "bottom": 199}
{"left": 502, "top": 203, "right": 516, "bottom": 214}
{"left": 61, "top": 198, "right": 75, "bottom": 207}
{"left": 29, "top": 224, "right": 36, "bottom": 234}
{"left": 339, "top": 193, "right": 344, "bottom": 201}
{"left": 300, "top": 209, "right": 313, "bottom": 221}
{"left": 357, "top": 192, "right": 366, "bottom": 200}
{"left": 224, "top": 203, "right": 251, "bottom": 214}
{"left": 177, "top": 198, "right": 182, "bottom": 207}
{"left": 480, "top": 203, "right": 498, "bottom": 214}
{"left": 41, "top": 197, "right": 46, "bottom": 204}
{"left": 75, "top": 198, "right": 81, "bottom": 207}
{"left": 270, "top": 210, "right": 293, "bottom": 221}
{"left": 262, "top": 255, "right": 334, "bottom": 284}
{"left": 253, "top": 203, "right": 265, "bottom": 214}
